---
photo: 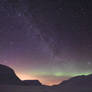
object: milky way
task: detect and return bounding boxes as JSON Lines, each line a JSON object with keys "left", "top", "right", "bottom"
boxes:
{"left": 0, "top": 0, "right": 91, "bottom": 85}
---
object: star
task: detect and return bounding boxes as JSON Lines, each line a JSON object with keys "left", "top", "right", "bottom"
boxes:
{"left": 88, "top": 62, "right": 91, "bottom": 65}
{"left": 9, "top": 41, "right": 15, "bottom": 45}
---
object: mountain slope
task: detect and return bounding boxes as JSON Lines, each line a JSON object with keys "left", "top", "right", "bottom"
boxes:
{"left": 51, "top": 74, "right": 92, "bottom": 92}
{"left": 59, "top": 74, "right": 92, "bottom": 87}
{"left": 0, "top": 64, "right": 22, "bottom": 85}
{"left": 23, "top": 80, "right": 42, "bottom": 86}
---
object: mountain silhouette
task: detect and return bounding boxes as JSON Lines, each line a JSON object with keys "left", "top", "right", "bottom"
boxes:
{"left": 0, "top": 64, "right": 43, "bottom": 86}
{"left": 0, "top": 63, "right": 92, "bottom": 91}
{"left": 23, "top": 80, "right": 42, "bottom": 86}
{"left": 50, "top": 74, "right": 92, "bottom": 92}
{"left": 58, "top": 74, "right": 92, "bottom": 87}
{"left": 0, "top": 64, "right": 22, "bottom": 85}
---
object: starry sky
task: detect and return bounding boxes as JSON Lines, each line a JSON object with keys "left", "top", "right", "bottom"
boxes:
{"left": 0, "top": 0, "right": 92, "bottom": 85}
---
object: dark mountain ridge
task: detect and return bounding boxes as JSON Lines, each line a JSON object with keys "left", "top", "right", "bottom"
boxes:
{"left": 58, "top": 74, "right": 92, "bottom": 87}
{"left": 51, "top": 74, "right": 92, "bottom": 92}
{"left": 0, "top": 64, "right": 22, "bottom": 85}
{"left": 0, "top": 64, "right": 42, "bottom": 86}
{"left": 23, "top": 80, "right": 42, "bottom": 86}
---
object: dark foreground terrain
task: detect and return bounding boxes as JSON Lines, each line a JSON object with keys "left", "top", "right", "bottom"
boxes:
{"left": 0, "top": 85, "right": 92, "bottom": 92}
{"left": 0, "top": 64, "right": 92, "bottom": 92}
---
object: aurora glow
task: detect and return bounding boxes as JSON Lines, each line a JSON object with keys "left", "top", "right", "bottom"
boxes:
{"left": 54, "top": 72, "right": 92, "bottom": 77}
{"left": 0, "top": 0, "right": 91, "bottom": 85}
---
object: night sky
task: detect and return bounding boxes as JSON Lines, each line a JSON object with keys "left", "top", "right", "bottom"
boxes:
{"left": 0, "top": 0, "right": 91, "bottom": 85}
